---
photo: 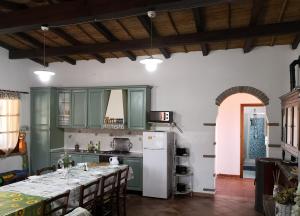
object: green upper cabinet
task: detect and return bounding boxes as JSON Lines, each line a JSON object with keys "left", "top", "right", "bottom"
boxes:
{"left": 72, "top": 89, "right": 88, "bottom": 128}
{"left": 57, "top": 89, "right": 72, "bottom": 128}
{"left": 87, "top": 89, "right": 110, "bottom": 128}
{"left": 56, "top": 86, "right": 151, "bottom": 129}
{"left": 127, "top": 87, "right": 151, "bottom": 130}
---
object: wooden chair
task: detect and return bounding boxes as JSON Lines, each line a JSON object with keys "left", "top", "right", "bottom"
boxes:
{"left": 36, "top": 165, "right": 56, "bottom": 176}
{"left": 97, "top": 171, "right": 118, "bottom": 216}
{"left": 115, "top": 166, "right": 129, "bottom": 216}
{"left": 43, "top": 190, "right": 70, "bottom": 216}
{"left": 79, "top": 178, "right": 100, "bottom": 214}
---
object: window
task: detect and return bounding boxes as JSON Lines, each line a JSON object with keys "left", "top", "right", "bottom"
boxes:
{"left": 0, "top": 92, "right": 20, "bottom": 155}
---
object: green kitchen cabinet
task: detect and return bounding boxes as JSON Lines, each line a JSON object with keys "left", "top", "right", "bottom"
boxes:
{"left": 30, "top": 88, "right": 64, "bottom": 174}
{"left": 72, "top": 89, "right": 88, "bottom": 128}
{"left": 87, "top": 89, "right": 110, "bottom": 128}
{"left": 123, "top": 157, "right": 143, "bottom": 191}
{"left": 81, "top": 155, "right": 99, "bottom": 163}
{"left": 50, "top": 152, "right": 63, "bottom": 166}
{"left": 127, "top": 87, "right": 151, "bottom": 130}
{"left": 69, "top": 154, "right": 83, "bottom": 165}
{"left": 57, "top": 89, "right": 72, "bottom": 128}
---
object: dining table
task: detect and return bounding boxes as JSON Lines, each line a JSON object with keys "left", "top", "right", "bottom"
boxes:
{"left": 0, "top": 164, "right": 132, "bottom": 216}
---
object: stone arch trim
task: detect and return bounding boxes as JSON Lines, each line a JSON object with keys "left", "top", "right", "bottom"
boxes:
{"left": 215, "top": 86, "right": 269, "bottom": 106}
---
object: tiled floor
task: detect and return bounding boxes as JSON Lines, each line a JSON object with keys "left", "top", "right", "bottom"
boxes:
{"left": 126, "top": 176, "right": 262, "bottom": 216}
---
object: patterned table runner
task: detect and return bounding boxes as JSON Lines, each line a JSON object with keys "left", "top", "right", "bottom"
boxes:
{"left": 0, "top": 191, "right": 45, "bottom": 216}
{"left": 0, "top": 165, "right": 132, "bottom": 212}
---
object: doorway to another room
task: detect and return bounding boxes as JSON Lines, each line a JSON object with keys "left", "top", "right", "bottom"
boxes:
{"left": 215, "top": 91, "right": 269, "bottom": 199}
{"left": 241, "top": 104, "right": 267, "bottom": 179}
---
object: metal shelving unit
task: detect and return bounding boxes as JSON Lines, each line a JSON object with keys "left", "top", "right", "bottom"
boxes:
{"left": 173, "top": 148, "right": 193, "bottom": 197}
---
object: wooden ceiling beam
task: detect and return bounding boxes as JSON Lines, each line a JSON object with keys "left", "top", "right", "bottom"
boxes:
{"left": 15, "top": 32, "right": 76, "bottom": 65}
{"left": 193, "top": 8, "right": 209, "bottom": 56}
{"left": 225, "top": 3, "right": 231, "bottom": 50}
{"left": 138, "top": 15, "right": 171, "bottom": 59}
{"left": 30, "top": 58, "right": 50, "bottom": 67}
{"left": 91, "top": 22, "right": 136, "bottom": 61}
{"left": 243, "top": 0, "right": 264, "bottom": 53}
{"left": 292, "top": 34, "right": 300, "bottom": 49}
{"left": 0, "top": 1, "right": 28, "bottom": 11}
{"left": 270, "top": 0, "right": 288, "bottom": 46}
{"left": 0, "top": 40, "right": 48, "bottom": 66}
{"left": 0, "top": 0, "right": 239, "bottom": 34}
{"left": 10, "top": 21, "right": 300, "bottom": 59}
{"left": 52, "top": 28, "right": 105, "bottom": 63}
{"left": 167, "top": 12, "right": 188, "bottom": 53}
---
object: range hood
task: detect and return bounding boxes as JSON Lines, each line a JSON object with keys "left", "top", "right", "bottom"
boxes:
{"left": 104, "top": 89, "right": 127, "bottom": 129}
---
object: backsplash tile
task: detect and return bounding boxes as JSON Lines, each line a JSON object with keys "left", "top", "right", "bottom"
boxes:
{"left": 64, "top": 129, "right": 143, "bottom": 152}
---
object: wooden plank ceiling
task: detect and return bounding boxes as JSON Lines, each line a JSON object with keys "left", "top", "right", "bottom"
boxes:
{"left": 0, "top": 0, "right": 299, "bottom": 65}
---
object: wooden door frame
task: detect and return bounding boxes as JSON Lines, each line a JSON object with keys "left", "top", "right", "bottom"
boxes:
{"left": 240, "top": 103, "right": 265, "bottom": 178}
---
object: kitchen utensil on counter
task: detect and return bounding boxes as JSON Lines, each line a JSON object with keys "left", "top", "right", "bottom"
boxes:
{"left": 109, "top": 157, "right": 119, "bottom": 165}
{"left": 75, "top": 143, "right": 80, "bottom": 152}
{"left": 110, "top": 138, "right": 133, "bottom": 152}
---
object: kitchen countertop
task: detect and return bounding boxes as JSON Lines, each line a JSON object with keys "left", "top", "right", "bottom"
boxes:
{"left": 50, "top": 148, "right": 143, "bottom": 158}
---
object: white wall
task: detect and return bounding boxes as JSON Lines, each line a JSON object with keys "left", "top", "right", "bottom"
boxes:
{"left": 215, "top": 93, "right": 261, "bottom": 175}
{"left": 28, "top": 45, "right": 293, "bottom": 193}
{"left": 0, "top": 48, "right": 35, "bottom": 173}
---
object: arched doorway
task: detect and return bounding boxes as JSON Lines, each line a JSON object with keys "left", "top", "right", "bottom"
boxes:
{"left": 215, "top": 86, "right": 269, "bottom": 106}
{"left": 214, "top": 86, "right": 269, "bottom": 197}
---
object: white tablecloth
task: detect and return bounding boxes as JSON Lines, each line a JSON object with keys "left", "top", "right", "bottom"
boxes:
{"left": 0, "top": 165, "right": 132, "bottom": 210}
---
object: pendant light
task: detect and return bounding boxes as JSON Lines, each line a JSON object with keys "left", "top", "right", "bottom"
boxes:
{"left": 34, "top": 25, "right": 55, "bottom": 82}
{"left": 140, "top": 11, "right": 163, "bottom": 72}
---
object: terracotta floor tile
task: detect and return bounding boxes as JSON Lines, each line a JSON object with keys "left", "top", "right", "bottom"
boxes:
{"left": 126, "top": 176, "right": 262, "bottom": 216}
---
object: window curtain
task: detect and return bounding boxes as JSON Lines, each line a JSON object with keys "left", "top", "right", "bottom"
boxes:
{"left": 0, "top": 91, "right": 20, "bottom": 155}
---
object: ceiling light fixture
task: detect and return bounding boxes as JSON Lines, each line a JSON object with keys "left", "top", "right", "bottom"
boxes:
{"left": 33, "top": 25, "right": 55, "bottom": 83}
{"left": 140, "top": 11, "right": 163, "bottom": 72}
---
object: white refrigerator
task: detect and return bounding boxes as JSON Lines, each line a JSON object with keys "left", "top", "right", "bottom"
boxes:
{"left": 143, "top": 131, "right": 174, "bottom": 199}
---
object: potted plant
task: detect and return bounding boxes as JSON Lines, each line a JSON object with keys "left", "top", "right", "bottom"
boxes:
{"left": 274, "top": 187, "right": 296, "bottom": 216}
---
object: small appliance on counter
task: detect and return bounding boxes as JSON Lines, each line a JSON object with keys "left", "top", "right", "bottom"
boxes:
{"left": 143, "top": 131, "right": 174, "bottom": 199}
{"left": 110, "top": 138, "right": 133, "bottom": 152}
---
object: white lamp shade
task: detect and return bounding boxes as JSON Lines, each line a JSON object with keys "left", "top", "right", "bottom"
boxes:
{"left": 140, "top": 57, "right": 163, "bottom": 72}
{"left": 34, "top": 70, "right": 55, "bottom": 82}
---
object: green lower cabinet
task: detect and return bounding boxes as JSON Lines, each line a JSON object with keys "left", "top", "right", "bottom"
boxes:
{"left": 51, "top": 153, "right": 100, "bottom": 166}
{"left": 69, "top": 154, "right": 83, "bottom": 165}
{"left": 123, "top": 157, "right": 143, "bottom": 191}
{"left": 50, "top": 152, "right": 62, "bottom": 166}
{"left": 82, "top": 155, "right": 99, "bottom": 163}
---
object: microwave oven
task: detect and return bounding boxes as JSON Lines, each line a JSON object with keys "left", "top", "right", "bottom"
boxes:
{"left": 149, "top": 111, "right": 173, "bottom": 123}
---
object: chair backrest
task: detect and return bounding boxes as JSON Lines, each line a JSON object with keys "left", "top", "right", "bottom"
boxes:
{"left": 36, "top": 165, "right": 56, "bottom": 176}
{"left": 117, "top": 166, "right": 129, "bottom": 192}
{"left": 79, "top": 179, "right": 100, "bottom": 212}
{"left": 99, "top": 171, "right": 118, "bottom": 200}
{"left": 43, "top": 190, "right": 70, "bottom": 216}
